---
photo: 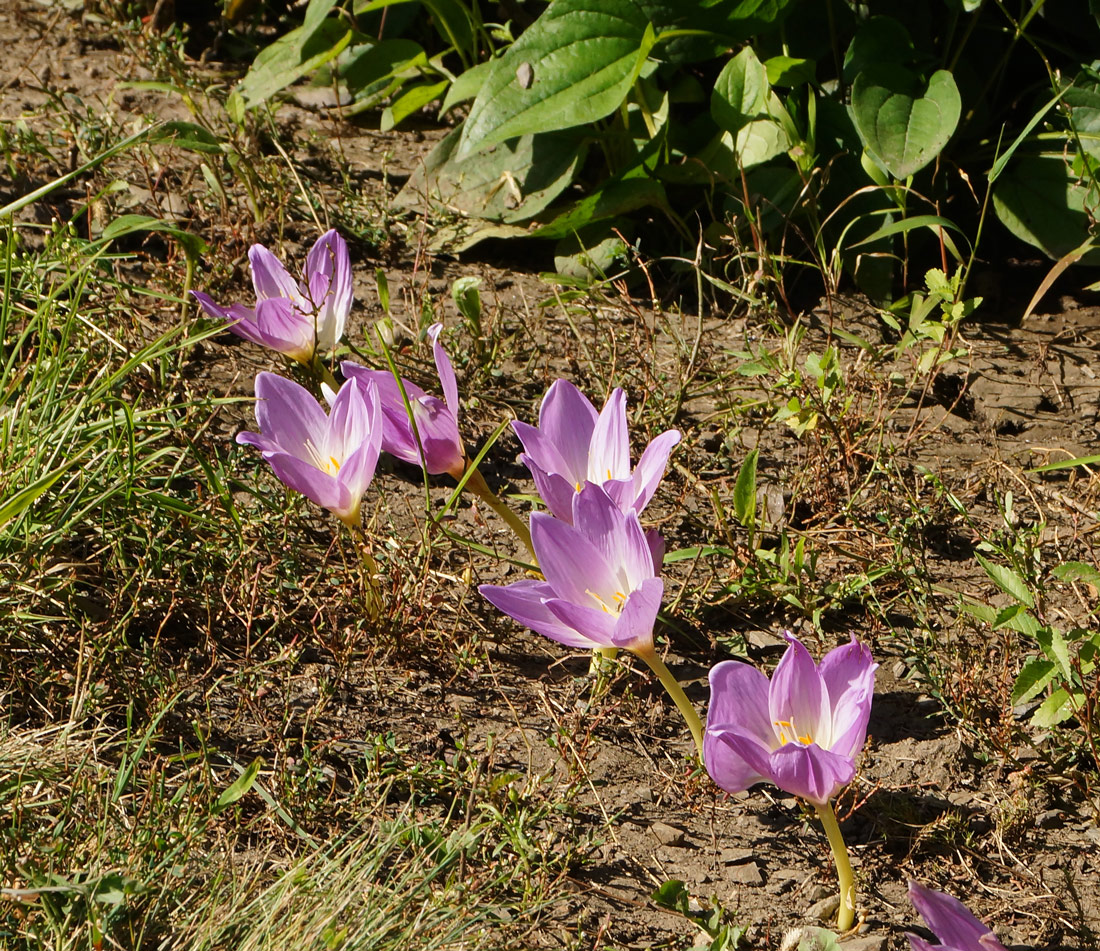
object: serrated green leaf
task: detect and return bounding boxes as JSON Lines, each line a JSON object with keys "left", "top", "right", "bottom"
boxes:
{"left": 975, "top": 553, "right": 1034, "bottom": 608}
{"left": 1036, "top": 627, "right": 1074, "bottom": 683}
{"left": 1051, "top": 561, "right": 1100, "bottom": 588}
{"left": 733, "top": 448, "right": 758, "bottom": 528}
{"left": 1012, "top": 657, "right": 1057, "bottom": 704}
{"left": 1031, "top": 686, "right": 1081, "bottom": 727}
{"left": 851, "top": 66, "right": 960, "bottom": 179}
{"left": 457, "top": 0, "right": 656, "bottom": 156}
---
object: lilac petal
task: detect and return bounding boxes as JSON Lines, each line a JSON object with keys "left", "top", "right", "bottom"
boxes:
{"left": 341, "top": 363, "right": 427, "bottom": 465}
{"left": 908, "top": 881, "right": 1004, "bottom": 951}
{"left": 530, "top": 512, "right": 618, "bottom": 607}
{"left": 235, "top": 429, "right": 279, "bottom": 454}
{"left": 544, "top": 598, "right": 617, "bottom": 647}
{"left": 705, "top": 729, "right": 774, "bottom": 794}
{"left": 769, "top": 634, "right": 832, "bottom": 748}
{"left": 252, "top": 297, "right": 315, "bottom": 359}
{"left": 538, "top": 379, "right": 597, "bottom": 479}
{"left": 305, "top": 230, "right": 351, "bottom": 350}
{"left": 333, "top": 383, "right": 382, "bottom": 502}
{"left": 645, "top": 528, "right": 666, "bottom": 573}
{"left": 253, "top": 373, "right": 327, "bottom": 460}
{"left": 706, "top": 661, "right": 776, "bottom": 748}
{"left": 819, "top": 637, "right": 877, "bottom": 760}
{"left": 768, "top": 742, "right": 855, "bottom": 805}
{"left": 512, "top": 420, "right": 572, "bottom": 483}
{"left": 479, "top": 580, "right": 600, "bottom": 649}
{"left": 907, "top": 935, "right": 941, "bottom": 951}
{"left": 631, "top": 428, "right": 681, "bottom": 512}
{"left": 601, "top": 477, "right": 636, "bottom": 511}
{"left": 193, "top": 292, "right": 278, "bottom": 350}
{"left": 609, "top": 576, "right": 662, "bottom": 652}
{"left": 249, "top": 244, "right": 302, "bottom": 303}
{"left": 588, "top": 388, "right": 630, "bottom": 483}
{"left": 428, "top": 324, "right": 460, "bottom": 419}
{"left": 264, "top": 450, "right": 348, "bottom": 515}
{"left": 522, "top": 458, "right": 577, "bottom": 522}
{"left": 571, "top": 484, "right": 654, "bottom": 591}
{"left": 326, "top": 377, "right": 373, "bottom": 459}
{"left": 411, "top": 396, "right": 464, "bottom": 476}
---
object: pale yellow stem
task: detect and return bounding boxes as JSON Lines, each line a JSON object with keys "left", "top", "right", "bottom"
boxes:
{"left": 815, "top": 800, "right": 856, "bottom": 932}
{"left": 635, "top": 647, "right": 704, "bottom": 757}
{"left": 343, "top": 517, "right": 382, "bottom": 620}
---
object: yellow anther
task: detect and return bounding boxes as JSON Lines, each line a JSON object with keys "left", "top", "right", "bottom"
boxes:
{"left": 329, "top": 456, "right": 342, "bottom": 472}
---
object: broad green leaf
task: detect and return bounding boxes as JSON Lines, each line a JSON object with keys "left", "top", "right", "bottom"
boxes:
{"left": 381, "top": 80, "right": 449, "bottom": 131}
{"left": 1012, "top": 657, "right": 1057, "bottom": 704}
{"left": 339, "top": 39, "right": 425, "bottom": 98}
{"left": 1051, "top": 561, "right": 1100, "bottom": 588}
{"left": 988, "top": 84, "right": 1069, "bottom": 184}
{"left": 993, "top": 155, "right": 1100, "bottom": 262}
{"left": 1031, "top": 686, "right": 1081, "bottom": 727}
{"left": 711, "top": 46, "right": 769, "bottom": 135}
{"left": 215, "top": 757, "right": 263, "bottom": 812}
{"left": 851, "top": 66, "right": 960, "bottom": 179}
{"left": 239, "top": 18, "right": 353, "bottom": 106}
{"left": 662, "top": 545, "right": 736, "bottom": 563}
{"left": 532, "top": 177, "right": 670, "bottom": 240}
{"left": 794, "top": 927, "right": 842, "bottom": 951}
{"left": 733, "top": 448, "right": 758, "bottom": 528}
{"left": 765, "top": 55, "right": 815, "bottom": 88}
{"left": 440, "top": 60, "right": 492, "bottom": 115}
{"left": 394, "top": 126, "right": 585, "bottom": 226}
{"left": 843, "top": 16, "right": 914, "bottom": 84}
{"left": 554, "top": 231, "right": 629, "bottom": 281}
{"left": 456, "top": 0, "right": 656, "bottom": 157}
{"left": 1036, "top": 627, "right": 1074, "bottom": 684}
{"left": 975, "top": 553, "right": 1034, "bottom": 608}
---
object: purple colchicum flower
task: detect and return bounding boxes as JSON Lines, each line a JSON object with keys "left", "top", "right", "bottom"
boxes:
{"left": 704, "top": 633, "right": 876, "bottom": 806}
{"left": 342, "top": 323, "right": 465, "bottom": 478}
{"left": 194, "top": 229, "right": 352, "bottom": 363}
{"left": 511, "top": 379, "right": 680, "bottom": 523}
{"left": 479, "top": 483, "right": 664, "bottom": 656}
{"left": 236, "top": 372, "right": 382, "bottom": 528}
{"left": 907, "top": 881, "right": 1007, "bottom": 951}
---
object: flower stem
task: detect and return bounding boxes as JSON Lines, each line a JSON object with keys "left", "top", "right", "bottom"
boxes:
{"left": 343, "top": 518, "right": 382, "bottom": 620}
{"left": 462, "top": 465, "right": 536, "bottom": 563}
{"left": 309, "top": 352, "right": 341, "bottom": 393}
{"left": 815, "top": 800, "right": 856, "bottom": 932}
{"left": 636, "top": 648, "right": 704, "bottom": 757}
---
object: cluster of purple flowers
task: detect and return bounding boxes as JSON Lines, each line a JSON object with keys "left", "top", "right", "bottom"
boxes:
{"left": 198, "top": 229, "right": 1007, "bottom": 943}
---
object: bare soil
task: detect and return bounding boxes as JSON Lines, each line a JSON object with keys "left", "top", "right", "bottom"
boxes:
{"left": 3, "top": 4, "right": 1100, "bottom": 950}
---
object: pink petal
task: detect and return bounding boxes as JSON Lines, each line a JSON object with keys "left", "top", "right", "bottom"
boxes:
{"left": 512, "top": 420, "right": 573, "bottom": 484}
{"left": 530, "top": 512, "right": 619, "bottom": 608}
{"left": 908, "top": 881, "right": 1005, "bottom": 951}
{"left": 769, "top": 633, "right": 833, "bottom": 748}
{"left": 538, "top": 379, "right": 597, "bottom": 480}
{"left": 252, "top": 297, "right": 315, "bottom": 359}
{"left": 705, "top": 729, "right": 774, "bottom": 794}
{"left": 252, "top": 373, "right": 327, "bottom": 459}
{"left": 768, "top": 742, "right": 855, "bottom": 805}
{"left": 706, "top": 661, "right": 775, "bottom": 748}
{"left": 479, "top": 580, "right": 600, "bottom": 649}
{"left": 631, "top": 428, "right": 681, "bottom": 512}
{"left": 305, "top": 230, "right": 351, "bottom": 350}
{"left": 264, "top": 450, "right": 349, "bottom": 516}
{"left": 428, "top": 324, "right": 460, "bottom": 419}
{"left": 249, "top": 243, "right": 302, "bottom": 303}
{"left": 819, "top": 636, "right": 877, "bottom": 759}
{"left": 522, "top": 458, "right": 577, "bottom": 522}
{"left": 609, "top": 576, "right": 662, "bottom": 652}
{"left": 411, "top": 396, "right": 463, "bottom": 476}
{"left": 544, "top": 598, "right": 617, "bottom": 647}
{"left": 588, "top": 388, "right": 630, "bottom": 483}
